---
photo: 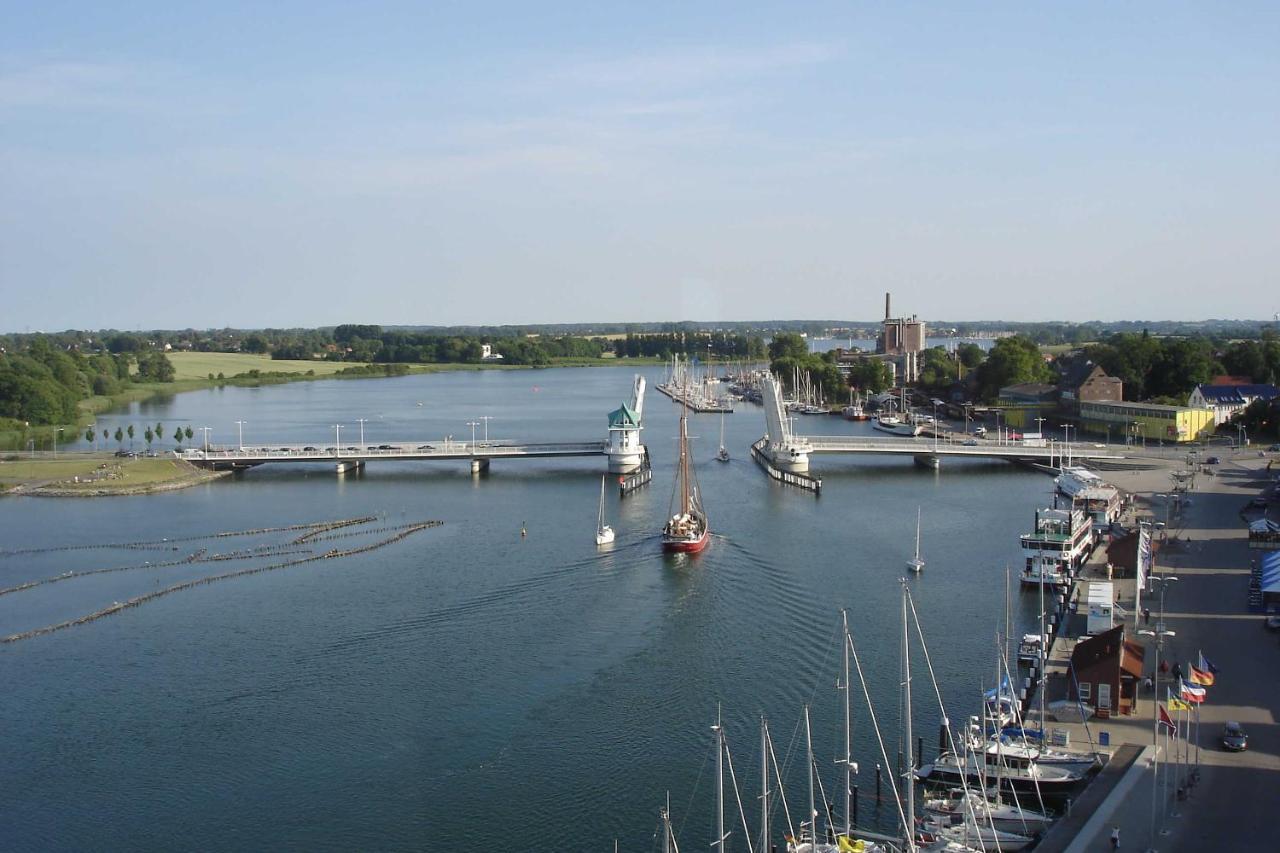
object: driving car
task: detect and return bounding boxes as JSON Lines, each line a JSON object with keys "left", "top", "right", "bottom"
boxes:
{"left": 963, "top": 439, "right": 979, "bottom": 446}
{"left": 1205, "top": 456, "right": 1220, "bottom": 465}
{"left": 1221, "top": 721, "right": 1248, "bottom": 751}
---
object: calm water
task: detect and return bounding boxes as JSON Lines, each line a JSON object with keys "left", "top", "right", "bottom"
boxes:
{"left": 1, "top": 366, "right": 1052, "bottom": 851}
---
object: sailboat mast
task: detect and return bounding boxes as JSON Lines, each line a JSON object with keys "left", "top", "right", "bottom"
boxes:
{"left": 804, "top": 704, "right": 817, "bottom": 846}
{"left": 902, "top": 583, "right": 916, "bottom": 852}
{"left": 680, "top": 409, "right": 690, "bottom": 517}
{"left": 842, "top": 608, "right": 853, "bottom": 838}
{"left": 760, "top": 716, "right": 770, "bottom": 853}
{"left": 662, "top": 791, "right": 673, "bottom": 853}
{"left": 714, "top": 706, "right": 725, "bottom": 853}
{"left": 915, "top": 507, "right": 922, "bottom": 562}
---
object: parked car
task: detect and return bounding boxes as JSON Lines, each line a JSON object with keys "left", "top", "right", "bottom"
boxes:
{"left": 113, "top": 450, "right": 135, "bottom": 458}
{"left": 1221, "top": 721, "right": 1248, "bottom": 751}
{"left": 963, "top": 439, "right": 979, "bottom": 446}
{"left": 417, "top": 444, "right": 434, "bottom": 450}
{"left": 1269, "top": 443, "right": 1280, "bottom": 452}
{"left": 303, "top": 446, "right": 318, "bottom": 452}
{"left": 1205, "top": 456, "right": 1220, "bottom": 465}
{"left": 972, "top": 426, "right": 987, "bottom": 437}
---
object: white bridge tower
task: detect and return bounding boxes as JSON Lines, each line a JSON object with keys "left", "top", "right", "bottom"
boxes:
{"left": 762, "top": 374, "right": 812, "bottom": 472}
{"left": 606, "top": 374, "right": 647, "bottom": 473}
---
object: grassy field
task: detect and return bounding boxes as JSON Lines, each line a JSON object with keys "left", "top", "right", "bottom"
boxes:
{"left": 0, "top": 454, "right": 203, "bottom": 493}
{"left": 167, "top": 352, "right": 363, "bottom": 380}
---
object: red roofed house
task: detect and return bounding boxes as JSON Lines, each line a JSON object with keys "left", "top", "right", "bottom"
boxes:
{"left": 1067, "top": 625, "right": 1145, "bottom": 718}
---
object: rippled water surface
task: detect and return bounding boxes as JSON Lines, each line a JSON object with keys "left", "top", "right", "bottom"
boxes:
{"left": 0, "top": 366, "right": 1054, "bottom": 851}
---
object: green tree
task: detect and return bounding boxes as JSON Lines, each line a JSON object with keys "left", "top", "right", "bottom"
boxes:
{"left": 84, "top": 427, "right": 93, "bottom": 444}
{"left": 974, "top": 336, "right": 1052, "bottom": 402}
{"left": 155, "top": 423, "right": 164, "bottom": 442}
{"left": 114, "top": 426, "right": 124, "bottom": 446}
{"left": 174, "top": 428, "right": 183, "bottom": 446}
{"left": 846, "top": 359, "right": 893, "bottom": 393}
{"left": 184, "top": 425, "right": 194, "bottom": 441}
{"left": 127, "top": 424, "right": 135, "bottom": 448}
{"left": 768, "top": 333, "right": 809, "bottom": 362}
{"left": 957, "top": 343, "right": 985, "bottom": 369}
{"left": 145, "top": 426, "right": 154, "bottom": 446}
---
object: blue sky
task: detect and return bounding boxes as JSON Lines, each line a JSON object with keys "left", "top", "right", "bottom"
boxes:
{"left": 2, "top": 1, "right": 1277, "bottom": 331}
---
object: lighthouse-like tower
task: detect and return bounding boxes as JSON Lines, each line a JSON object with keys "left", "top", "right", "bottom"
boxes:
{"left": 606, "top": 374, "right": 646, "bottom": 473}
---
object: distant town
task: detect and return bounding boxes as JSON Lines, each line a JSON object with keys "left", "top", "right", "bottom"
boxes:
{"left": 2, "top": 300, "right": 1278, "bottom": 450}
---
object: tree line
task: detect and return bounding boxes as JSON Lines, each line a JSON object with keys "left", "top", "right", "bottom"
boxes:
{"left": 1, "top": 337, "right": 176, "bottom": 427}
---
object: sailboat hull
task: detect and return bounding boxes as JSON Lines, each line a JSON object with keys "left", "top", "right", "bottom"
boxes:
{"left": 661, "top": 527, "right": 709, "bottom": 553}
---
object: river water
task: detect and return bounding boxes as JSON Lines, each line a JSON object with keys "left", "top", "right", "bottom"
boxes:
{"left": 0, "top": 366, "right": 1054, "bottom": 851}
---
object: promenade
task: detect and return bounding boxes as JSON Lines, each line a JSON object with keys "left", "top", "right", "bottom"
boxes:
{"left": 1036, "top": 449, "right": 1278, "bottom": 851}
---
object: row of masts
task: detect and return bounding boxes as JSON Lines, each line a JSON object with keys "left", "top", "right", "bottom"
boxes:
{"left": 649, "top": 580, "right": 1080, "bottom": 853}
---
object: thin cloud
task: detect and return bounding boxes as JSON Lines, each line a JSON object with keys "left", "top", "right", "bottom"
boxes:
{"left": 0, "top": 61, "right": 141, "bottom": 109}
{"left": 538, "top": 41, "right": 839, "bottom": 91}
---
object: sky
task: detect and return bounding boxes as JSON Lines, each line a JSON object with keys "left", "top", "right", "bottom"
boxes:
{"left": 2, "top": 1, "right": 1277, "bottom": 331}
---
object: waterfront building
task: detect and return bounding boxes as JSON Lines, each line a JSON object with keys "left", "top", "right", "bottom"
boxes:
{"left": 1188, "top": 382, "right": 1279, "bottom": 425}
{"left": 998, "top": 382, "right": 1058, "bottom": 429}
{"left": 1057, "top": 360, "right": 1123, "bottom": 414}
{"left": 1079, "top": 400, "right": 1215, "bottom": 443}
{"left": 875, "top": 291, "right": 925, "bottom": 382}
{"left": 1067, "top": 625, "right": 1144, "bottom": 718}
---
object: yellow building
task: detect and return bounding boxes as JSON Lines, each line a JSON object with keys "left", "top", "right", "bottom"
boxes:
{"left": 1079, "top": 401, "right": 1215, "bottom": 443}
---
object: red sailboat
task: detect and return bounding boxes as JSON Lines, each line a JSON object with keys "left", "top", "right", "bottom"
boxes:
{"left": 661, "top": 405, "right": 709, "bottom": 553}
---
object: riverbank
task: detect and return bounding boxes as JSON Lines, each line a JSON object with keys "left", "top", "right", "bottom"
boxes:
{"left": 0, "top": 353, "right": 670, "bottom": 451}
{"left": 0, "top": 453, "right": 229, "bottom": 497}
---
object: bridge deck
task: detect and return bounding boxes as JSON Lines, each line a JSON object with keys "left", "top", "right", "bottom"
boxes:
{"left": 793, "top": 435, "right": 1124, "bottom": 461}
{"left": 182, "top": 440, "right": 609, "bottom": 466}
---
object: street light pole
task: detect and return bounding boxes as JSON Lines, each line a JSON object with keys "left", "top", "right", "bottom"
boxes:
{"left": 333, "top": 424, "right": 343, "bottom": 456}
{"left": 200, "top": 427, "right": 212, "bottom": 455}
{"left": 235, "top": 420, "right": 246, "bottom": 451}
{"left": 1063, "top": 424, "right": 1074, "bottom": 467}
{"left": 357, "top": 418, "right": 367, "bottom": 450}
{"left": 1139, "top": 624, "right": 1176, "bottom": 848}
{"left": 54, "top": 427, "right": 64, "bottom": 458}
{"left": 480, "top": 415, "right": 492, "bottom": 444}
{"left": 466, "top": 420, "right": 479, "bottom": 452}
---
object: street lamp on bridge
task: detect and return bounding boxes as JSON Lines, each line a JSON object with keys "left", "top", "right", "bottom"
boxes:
{"left": 235, "top": 420, "right": 247, "bottom": 451}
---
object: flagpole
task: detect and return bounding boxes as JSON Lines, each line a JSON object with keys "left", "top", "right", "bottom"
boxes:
{"left": 1194, "top": 702, "right": 1200, "bottom": 769}
{"left": 1171, "top": 706, "right": 1182, "bottom": 819}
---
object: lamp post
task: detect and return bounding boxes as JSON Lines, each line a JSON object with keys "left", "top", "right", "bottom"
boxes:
{"left": 1136, "top": 422, "right": 1146, "bottom": 450}
{"left": 1139, "top": 624, "right": 1177, "bottom": 847}
{"left": 1035, "top": 416, "right": 1046, "bottom": 438}
{"left": 466, "top": 420, "right": 479, "bottom": 452}
{"left": 1063, "top": 424, "right": 1074, "bottom": 467}
{"left": 333, "top": 424, "right": 343, "bottom": 457}
{"left": 480, "top": 415, "right": 493, "bottom": 444}
{"left": 53, "top": 427, "right": 64, "bottom": 458}
{"left": 932, "top": 401, "right": 939, "bottom": 450}
{"left": 235, "top": 420, "right": 246, "bottom": 451}
{"left": 356, "top": 418, "right": 368, "bottom": 450}
{"left": 995, "top": 409, "right": 1004, "bottom": 446}
{"left": 200, "top": 427, "right": 212, "bottom": 455}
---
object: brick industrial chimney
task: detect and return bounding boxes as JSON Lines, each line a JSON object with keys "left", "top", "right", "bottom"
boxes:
{"left": 885, "top": 292, "right": 891, "bottom": 320}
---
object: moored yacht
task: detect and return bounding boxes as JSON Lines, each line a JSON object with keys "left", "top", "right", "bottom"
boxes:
{"left": 1020, "top": 507, "right": 1092, "bottom": 586}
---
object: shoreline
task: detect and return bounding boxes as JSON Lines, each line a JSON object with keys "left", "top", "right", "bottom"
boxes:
{"left": 1, "top": 355, "right": 669, "bottom": 452}
{"left": 1, "top": 455, "right": 231, "bottom": 498}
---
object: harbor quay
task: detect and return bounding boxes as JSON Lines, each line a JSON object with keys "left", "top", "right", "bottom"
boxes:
{"left": 1026, "top": 451, "right": 1278, "bottom": 851}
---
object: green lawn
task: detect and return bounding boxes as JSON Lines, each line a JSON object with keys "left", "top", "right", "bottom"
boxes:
{"left": 167, "top": 352, "right": 363, "bottom": 380}
{"left": 0, "top": 454, "right": 200, "bottom": 492}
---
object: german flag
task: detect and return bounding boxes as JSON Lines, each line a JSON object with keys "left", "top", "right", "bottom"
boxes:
{"left": 1188, "top": 664, "right": 1214, "bottom": 687}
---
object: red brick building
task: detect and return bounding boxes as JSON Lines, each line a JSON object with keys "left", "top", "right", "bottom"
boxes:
{"left": 1067, "top": 625, "right": 1144, "bottom": 717}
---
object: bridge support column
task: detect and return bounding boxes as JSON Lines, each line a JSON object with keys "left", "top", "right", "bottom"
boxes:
{"left": 470, "top": 458, "right": 490, "bottom": 474}
{"left": 335, "top": 460, "right": 364, "bottom": 475}
{"left": 914, "top": 454, "right": 940, "bottom": 470}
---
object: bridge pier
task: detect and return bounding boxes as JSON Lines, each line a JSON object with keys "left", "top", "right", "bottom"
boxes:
{"left": 470, "top": 458, "right": 490, "bottom": 474}
{"left": 335, "top": 460, "right": 364, "bottom": 475}
{"left": 913, "top": 454, "right": 940, "bottom": 470}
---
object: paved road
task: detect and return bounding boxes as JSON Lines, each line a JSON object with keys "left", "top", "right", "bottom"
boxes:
{"left": 1064, "top": 450, "right": 1279, "bottom": 851}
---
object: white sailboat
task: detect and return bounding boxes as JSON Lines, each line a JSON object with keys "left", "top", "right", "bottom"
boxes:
{"left": 594, "top": 475, "right": 615, "bottom": 546}
{"left": 716, "top": 412, "right": 730, "bottom": 462}
{"left": 907, "top": 507, "right": 925, "bottom": 573}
